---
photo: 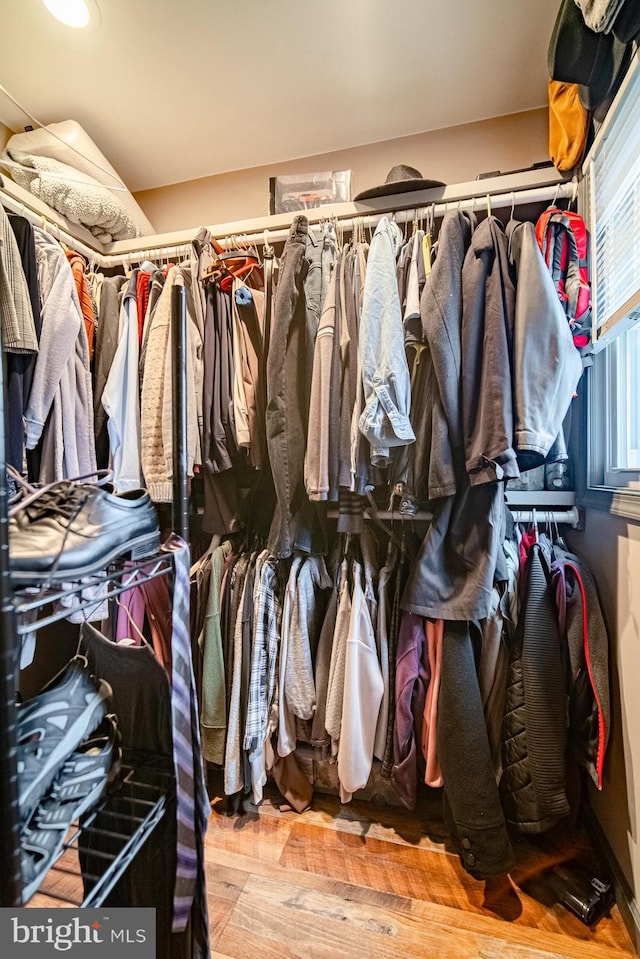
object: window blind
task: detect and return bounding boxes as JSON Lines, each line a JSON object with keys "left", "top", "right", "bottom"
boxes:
{"left": 588, "top": 55, "right": 640, "bottom": 347}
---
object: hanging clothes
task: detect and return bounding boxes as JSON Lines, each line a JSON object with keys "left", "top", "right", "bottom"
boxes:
{"left": 201, "top": 279, "right": 239, "bottom": 535}
{"left": 5, "top": 213, "right": 41, "bottom": 478}
{"left": 438, "top": 619, "right": 516, "bottom": 878}
{"left": 65, "top": 249, "right": 96, "bottom": 360}
{"left": 244, "top": 552, "right": 286, "bottom": 804}
{"left": 390, "top": 611, "right": 429, "bottom": 810}
{"left": 94, "top": 274, "right": 127, "bottom": 469}
{"left": 305, "top": 262, "right": 339, "bottom": 501}
{"left": 507, "top": 218, "right": 583, "bottom": 468}
{"left": 421, "top": 619, "right": 444, "bottom": 789}
{"left": 25, "top": 227, "right": 95, "bottom": 483}
{"left": 198, "top": 541, "right": 233, "bottom": 764}
{"left": 232, "top": 282, "right": 267, "bottom": 468}
{"left": 461, "top": 216, "right": 519, "bottom": 485}
{"left": 0, "top": 203, "right": 38, "bottom": 356}
{"left": 140, "top": 263, "right": 204, "bottom": 502}
{"left": 102, "top": 271, "right": 143, "bottom": 491}
{"left": 552, "top": 544, "right": 611, "bottom": 789}
{"left": 324, "top": 560, "right": 352, "bottom": 754}
{"left": 401, "top": 211, "right": 511, "bottom": 622}
{"left": 501, "top": 536, "right": 570, "bottom": 833}
{"left": 337, "top": 559, "right": 384, "bottom": 803}
{"left": 265, "top": 215, "right": 314, "bottom": 557}
{"left": 358, "top": 216, "right": 415, "bottom": 468}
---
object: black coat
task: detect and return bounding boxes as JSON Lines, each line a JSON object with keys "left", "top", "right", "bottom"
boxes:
{"left": 501, "top": 540, "right": 570, "bottom": 833}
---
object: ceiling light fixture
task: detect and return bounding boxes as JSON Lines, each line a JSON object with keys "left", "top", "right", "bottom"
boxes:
{"left": 42, "top": 0, "right": 100, "bottom": 29}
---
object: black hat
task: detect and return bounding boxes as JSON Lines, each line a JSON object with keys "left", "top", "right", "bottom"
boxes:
{"left": 579, "top": 33, "right": 632, "bottom": 111}
{"left": 611, "top": 0, "right": 640, "bottom": 43}
{"left": 354, "top": 164, "right": 445, "bottom": 202}
{"left": 548, "top": 0, "right": 632, "bottom": 110}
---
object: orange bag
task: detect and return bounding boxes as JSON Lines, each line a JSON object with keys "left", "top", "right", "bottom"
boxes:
{"left": 548, "top": 79, "right": 589, "bottom": 172}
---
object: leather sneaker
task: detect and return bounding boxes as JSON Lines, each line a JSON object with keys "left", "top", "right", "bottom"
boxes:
{"left": 9, "top": 479, "right": 160, "bottom": 584}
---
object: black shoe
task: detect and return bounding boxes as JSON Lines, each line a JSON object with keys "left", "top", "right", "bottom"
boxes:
{"left": 17, "top": 657, "right": 113, "bottom": 826}
{"left": 9, "top": 479, "right": 160, "bottom": 584}
{"left": 20, "top": 713, "right": 121, "bottom": 902}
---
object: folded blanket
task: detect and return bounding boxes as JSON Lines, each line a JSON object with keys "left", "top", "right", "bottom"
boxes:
{"left": 5, "top": 151, "right": 139, "bottom": 243}
{"left": 6, "top": 120, "right": 154, "bottom": 235}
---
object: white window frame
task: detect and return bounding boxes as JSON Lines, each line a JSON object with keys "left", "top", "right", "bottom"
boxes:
{"left": 582, "top": 50, "right": 640, "bottom": 518}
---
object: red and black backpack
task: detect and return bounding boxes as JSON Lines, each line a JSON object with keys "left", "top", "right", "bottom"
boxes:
{"left": 535, "top": 207, "right": 591, "bottom": 348}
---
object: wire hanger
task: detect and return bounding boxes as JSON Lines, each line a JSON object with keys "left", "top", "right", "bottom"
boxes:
{"left": 113, "top": 593, "right": 148, "bottom": 646}
{"left": 570, "top": 177, "right": 579, "bottom": 210}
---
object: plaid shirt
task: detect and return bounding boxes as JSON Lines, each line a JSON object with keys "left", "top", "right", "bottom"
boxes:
{"left": 244, "top": 554, "right": 285, "bottom": 753}
{"left": 0, "top": 204, "right": 38, "bottom": 353}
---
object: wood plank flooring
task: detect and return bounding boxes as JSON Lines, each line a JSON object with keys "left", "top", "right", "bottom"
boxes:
{"left": 206, "top": 778, "right": 636, "bottom": 959}
{"left": 27, "top": 774, "right": 637, "bottom": 959}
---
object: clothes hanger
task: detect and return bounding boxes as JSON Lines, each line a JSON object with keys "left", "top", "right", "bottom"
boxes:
{"left": 113, "top": 594, "right": 148, "bottom": 646}
{"left": 569, "top": 177, "right": 579, "bottom": 210}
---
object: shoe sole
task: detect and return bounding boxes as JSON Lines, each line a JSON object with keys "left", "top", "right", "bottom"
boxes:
{"left": 11, "top": 530, "right": 161, "bottom": 585}
{"left": 19, "top": 680, "right": 112, "bottom": 825}
{"left": 21, "top": 770, "right": 115, "bottom": 903}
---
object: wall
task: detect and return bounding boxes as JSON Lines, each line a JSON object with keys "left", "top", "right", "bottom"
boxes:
{"left": 0, "top": 121, "right": 11, "bottom": 152}
{"left": 569, "top": 510, "right": 640, "bottom": 942}
{"left": 134, "top": 108, "right": 549, "bottom": 233}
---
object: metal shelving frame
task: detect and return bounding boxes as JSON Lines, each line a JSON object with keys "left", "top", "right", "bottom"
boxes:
{"left": 0, "top": 279, "right": 188, "bottom": 908}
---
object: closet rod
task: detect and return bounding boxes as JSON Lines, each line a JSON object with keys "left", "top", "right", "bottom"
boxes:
{"left": 1, "top": 176, "right": 574, "bottom": 268}
{"left": 220, "top": 182, "right": 577, "bottom": 249}
{"left": 510, "top": 506, "right": 580, "bottom": 527}
{"left": 341, "top": 505, "right": 581, "bottom": 528}
{"left": 108, "top": 181, "right": 576, "bottom": 259}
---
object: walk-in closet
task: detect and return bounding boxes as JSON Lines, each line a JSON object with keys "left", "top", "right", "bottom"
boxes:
{"left": 1, "top": 2, "right": 640, "bottom": 958}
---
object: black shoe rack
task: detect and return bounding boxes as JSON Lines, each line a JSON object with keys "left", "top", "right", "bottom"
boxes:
{"left": 0, "top": 284, "right": 190, "bottom": 907}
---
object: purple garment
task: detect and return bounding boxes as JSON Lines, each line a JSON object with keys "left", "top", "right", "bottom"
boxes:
{"left": 391, "top": 611, "right": 430, "bottom": 809}
{"left": 114, "top": 561, "right": 173, "bottom": 674}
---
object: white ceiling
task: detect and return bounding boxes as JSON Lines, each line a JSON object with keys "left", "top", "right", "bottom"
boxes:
{"left": 1, "top": 0, "right": 560, "bottom": 193}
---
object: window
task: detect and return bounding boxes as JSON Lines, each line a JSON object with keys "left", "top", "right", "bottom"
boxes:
{"left": 584, "top": 51, "right": 640, "bottom": 504}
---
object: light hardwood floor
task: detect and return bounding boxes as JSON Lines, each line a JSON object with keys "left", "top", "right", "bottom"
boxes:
{"left": 205, "top": 777, "right": 636, "bottom": 959}
{"left": 29, "top": 775, "right": 637, "bottom": 959}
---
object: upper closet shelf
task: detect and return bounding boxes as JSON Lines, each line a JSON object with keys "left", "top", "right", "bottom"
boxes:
{"left": 105, "top": 166, "right": 572, "bottom": 258}
{"left": 1, "top": 166, "right": 573, "bottom": 267}
{"left": 0, "top": 176, "right": 107, "bottom": 262}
